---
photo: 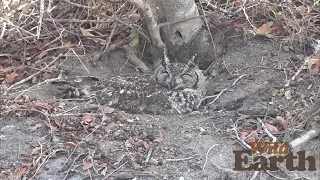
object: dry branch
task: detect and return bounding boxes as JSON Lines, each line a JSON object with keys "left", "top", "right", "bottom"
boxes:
{"left": 127, "top": 0, "right": 165, "bottom": 48}
{"left": 290, "top": 129, "right": 320, "bottom": 149}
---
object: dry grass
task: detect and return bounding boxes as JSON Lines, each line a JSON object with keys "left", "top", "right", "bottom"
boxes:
{"left": 0, "top": 0, "right": 319, "bottom": 56}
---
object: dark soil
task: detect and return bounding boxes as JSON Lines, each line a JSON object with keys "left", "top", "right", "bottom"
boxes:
{"left": 1, "top": 37, "right": 319, "bottom": 180}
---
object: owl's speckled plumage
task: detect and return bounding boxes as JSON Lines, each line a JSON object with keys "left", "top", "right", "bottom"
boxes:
{"left": 61, "top": 50, "right": 207, "bottom": 115}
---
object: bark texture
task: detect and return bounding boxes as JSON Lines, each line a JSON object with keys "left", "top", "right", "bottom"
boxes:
{"left": 140, "top": 0, "right": 233, "bottom": 70}
{"left": 160, "top": 0, "right": 203, "bottom": 45}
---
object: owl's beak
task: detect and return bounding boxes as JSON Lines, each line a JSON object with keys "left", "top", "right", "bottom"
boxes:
{"left": 170, "top": 77, "right": 184, "bottom": 90}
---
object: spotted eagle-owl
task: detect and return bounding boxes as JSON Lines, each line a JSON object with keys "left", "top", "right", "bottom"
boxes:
{"left": 60, "top": 50, "right": 207, "bottom": 115}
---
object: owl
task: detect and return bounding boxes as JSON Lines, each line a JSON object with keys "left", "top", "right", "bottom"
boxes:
{"left": 60, "top": 50, "right": 207, "bottom": 115}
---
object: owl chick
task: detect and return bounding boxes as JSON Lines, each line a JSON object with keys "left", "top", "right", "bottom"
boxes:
{"left": 60, "top": 50, "right": 207, "bottom": 115}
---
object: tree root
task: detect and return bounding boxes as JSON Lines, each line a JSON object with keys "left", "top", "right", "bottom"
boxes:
{"left": 122, "top": 45, "right": 149, "bottom": 73}
{"left": 290, "top": 128, "right": 320, "bottom": 149}
{"left": 127, "top": 0, "right": 165, "bottom": 48}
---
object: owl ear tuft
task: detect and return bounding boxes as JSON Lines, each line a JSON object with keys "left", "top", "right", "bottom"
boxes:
{"left": 161, "top": 47, "right": 170, "bottom": 68}
{"left": 187, "top": 54, "right": 198, "bottom": 69}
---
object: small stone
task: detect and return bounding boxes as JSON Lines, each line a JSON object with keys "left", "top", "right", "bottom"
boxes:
{"left": 113, "top": 129, "right": 127, "bottom": 140}
{"left": 270, "top": 52, "right": 278, "bottom": 56}
{"left": 190, "top": 164, "right": 202, "bottom": 170}
{"left": 290, "top": 55, "right": 301, "bottom": 62}
{"left": 146, "top": 133, "right": 157, "bottom": 141}
{"left": 52, "top": 134, "right": 60, "bottom": 142}
{"left": 282, "top": 45, "right": 290, "bottom": 52}
{"left": 98, "top": 141, "right": 116, "bottom": 158}
{"left": 199, "top": 127, "right": 207, "bottom": 135}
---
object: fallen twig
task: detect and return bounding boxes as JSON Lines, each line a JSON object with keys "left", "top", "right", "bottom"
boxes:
{"left": 13, "top": 77, "right": 61, "bottom": 101}
{"left": 197, "top": 88, "right": 227, "bottom": 109}
{"left": 202, "top": 144, "right": 220, "bottom": 171}
{"left": 284, "top": 56, "right": 310, "bottom": 87}
{"left": 163, "top": 157, "right": 193, "bottom": 163}
{"left": 102, "top": 162, "right": 128, "bottom": 180}
{"left": 290, "top": 129, "right": 320, "bottom": 149}
{"left": 4, "top": 54, "right": 63, "bottom": 95}
{"left": 143, "top": 147, "right": 153, "bottom": 164}
{"left": 257, "top": 117, "right": 277, "bottom": 142}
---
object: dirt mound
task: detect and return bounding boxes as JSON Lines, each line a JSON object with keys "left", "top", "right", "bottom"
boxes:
{"left": 1, "top": 38, "right": 319, "bottom": 179}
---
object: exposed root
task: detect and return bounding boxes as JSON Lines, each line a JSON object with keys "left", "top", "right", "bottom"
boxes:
{"left": 122, "top": 45, "right": 149, "bottom": 73}
{"left": 290, "top": 128, "right": 320, "bottom": 149}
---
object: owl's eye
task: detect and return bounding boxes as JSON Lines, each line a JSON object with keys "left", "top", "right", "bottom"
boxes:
{"left": 155, "top": 68, "right": 169, "bottom": 82}
{"left": 161, "top": 69, "right": 169, "bottom": 75}
{"left": 181, "top": 73, "right": 192, "bottom": 79}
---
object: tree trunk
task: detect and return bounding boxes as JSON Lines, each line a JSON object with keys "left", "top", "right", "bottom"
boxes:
{"left": 159, "top": 0, "right": 203, "bottom": 45}
{"left": 138, "top": 0, "right": 232, "bottom": 70}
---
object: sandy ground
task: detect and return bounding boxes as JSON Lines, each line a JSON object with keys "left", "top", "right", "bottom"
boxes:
{"left": 1, "top": 37, "right": 319, "bottom": 180}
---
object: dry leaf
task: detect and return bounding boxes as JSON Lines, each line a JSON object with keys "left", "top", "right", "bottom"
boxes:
{"left": 80, "top": 27, "right": 106, "bottom": 45}
{"left": 30, "top": 48, "right": 41, "bottom": 55}
{"left": 82, "top": 162, "right": 94, "bottom": 170}
{"left": 246, "top": 118, "right": 258, "bottom": 124}
{"left": 17, "top": 167, "right": 27, "bottom": 176}
{"left": 129, "top": 29, "right": 139, "bottom": 47}
{"left": 62, "top": 41, "right": 73, "bottom": 47}
{"left": 44, "top": 122, "right": 59, "bottom": 131}
{"left": 246, "top": 139, "right": 257, "bottom": 143}
{"left": 240, "top": 132, "right": 249, "bottom": 140}
{"left": 296, "top": 5, "right": 309, "bottom": 13}
{"left": 250, "top": 131, "right": 259, "bottom": 138}
{"left": 230, "top": 18, "right": 247, "bottom": 27}
{"left": 31, "top": 147, "right": 41, "bottom": 155}
{"left": 279, "top": 120, "right": 288, "bottom": 129}
{"left": 234, "top": 0, "right": 242, "bottom": 4}
{"left": 256, "top": 22, "right": 274, "bottom": 35}
{"left": 276, "top": 116, "right": 288, "bottom": 129}
{"left": 99, "top": 163, "right": 107, "bottom": 168}
{"left": 308, "top": 53, "right": 320, "bottom": 74}
{"left": 129, "top": 138, "right": 142, "bottom": 146}
{"left": 83, "top": 114, "right": 94, "bottom": 122}
{"left": 14, "top": 72, "right": 26, "bottom": 82}
{"left": 0, "top": 59, "right": 12, "bottom": 67}
{"left": 129, "top": 138, "right": 148, "bottom": 149}
{"left": 241, "top": 130, "right": 259, "bottom": 143}
{"left": 5, "top": 72, "right": 18, "bottom": 84}
{"left": 153, "top": 135, "right": 164, "bottom": 142}
{"left": 132, "top": 161, "right": 141, "bottom": 170}
{"left": 80, "top": 27, "right": 93, "bottom": 37}
{"left": 284, "top": 90, "right": 291, "bottom": 100}
{"left": 63, "top": 142, "right": 77, "bottom": 149}
{"left": 270, "top": 22, "right": 287, "bottom": 36}
{"left": 142, "top": 140, "right": 149, "bottom": 149}
{"left": 42, "top": 72, "right": 52, "bottom": 80}
{"left": 34, "top": 40, "right": 42, "bottom": 46}
{"left": 264, "top": 123, "right": 281, "bottom": 134}
{"left": 104, "top": 107, "right": 115, "bottom": 114}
